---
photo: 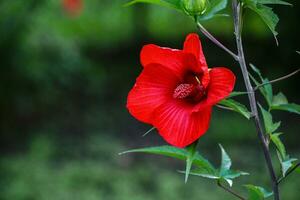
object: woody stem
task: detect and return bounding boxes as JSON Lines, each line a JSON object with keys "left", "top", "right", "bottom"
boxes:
{"left": 217, "top": 180, "right": 246, "bottom": 200}
{"left": 196, "top": 1, "right": 280, "bottom": 199}
{"left": 196, "top": 22, "right": 239, "bottom": 61}
{"left": 232, "top": 1, "right": 279, "bottom": 200}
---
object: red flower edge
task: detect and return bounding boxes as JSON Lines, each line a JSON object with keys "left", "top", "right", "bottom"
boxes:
{"left": 63, "top": 0, "right": 82, "bottom": 16}
{"left": 127, "top": 33, "right": 236, "bottom": 148}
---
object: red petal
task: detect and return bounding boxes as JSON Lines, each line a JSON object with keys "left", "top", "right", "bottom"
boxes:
{"left": 193, "top": 67, "right": 236, "bottom": 112}
{"left": 140, "top": 44, "right": 201, "bottom": 78}
{"left": 183, "top": 33, "right": 207, "bottom": 69}
{"left": 63, "top": 0, "right": 82, "bottom": 15}
{"left": 153, "top": 101, "right": 212, "bottom": 148}
{"left": 127, "top": 64, "right": 179, "bottom": 124}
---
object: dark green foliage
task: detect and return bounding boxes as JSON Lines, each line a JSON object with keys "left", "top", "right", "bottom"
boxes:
{"left": 126, "top": 0, "right": 228, "bottom": 21}
{"left": 219, "top": 99, "right": 251, "bottom": 119}
{"left": 245, "top": 184, "right": 273, "bottom": 200}
{"left": 242, "top": 0, "right": 291, "bottom": 43}
{"left": 188, "top": 145, "right": 248, "bottom": 187}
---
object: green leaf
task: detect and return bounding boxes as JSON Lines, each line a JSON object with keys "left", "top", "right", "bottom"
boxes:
{"left": 223, "top": 178, "right": 233, "bottom": 187}
{"left": 120, "top": 145, "right": 216, "bottom": 178}
{"left": 219, "top": 144, "right": 231, "bottom": 175}
{"left": 228, "top": 91, "right": 249, "bottom": 98}
{"left": 119, "top": 145, "right": 188, "bottom": 160}
{"left": 185, "top": 142, "right": 198, "bottom": 183}
{"left": 281, "top": 157, "right": 298, "bottom": 176}
{"left": 126, "top": 0, "right": 229, "bottom": 21}
{"left": 250, "top": 63, "right": 263, "bottom": 80}
{"left": 270, "top": 133, "right": 286, "bottom": 159}
{"left": 222, "top": 170, "right": 249, "bottom": 179}
{"left": 258, "top": 0, "right": 292, "bottom": 6}
{"left": 245, "top": 185, "right": 273, "bottom": 200}
{"left": 262, "top": 78, "right": 274, "bottom": 105}
{"left": 218, "top": 99, "right": 251, "bottom": 119}
{"left": 250, "top": 64, "right": 273, "bottom": 105}
{"left": 259, "top": 104, "right": 281, "bottom": 134}
{"left": 197, "top": 0, "right": 228, "bottom": 21}
{"left": 245, "top": 3, "right": 279, "bottom": 43}
{"left": 192, "top": 152, "right": 216, "bottom": 174}
{"left": 187, "top": 145, "right": 248, "bottom": 186}
{"left": 185, "top": 171, "right": 220, "bottom": 179}
{"left": 270, "top": 92, "right": 300, "bottom": 115}
{"left": 125, "top": 0, "right": 182, "bottom": 10}
{"left": 272, "top": 92, "right": 288, "bottom": 106}
{"left": 271, "top": 103, "right": 300, "bottom": 115}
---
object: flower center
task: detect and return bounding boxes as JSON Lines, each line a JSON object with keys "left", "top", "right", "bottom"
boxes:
{"left": 173, "top": 75, "right": 206, "bottom": 102}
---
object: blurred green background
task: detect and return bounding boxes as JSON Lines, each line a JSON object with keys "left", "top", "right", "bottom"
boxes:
{"left": 0, "top": 0, "right": 299, "bottom": 199}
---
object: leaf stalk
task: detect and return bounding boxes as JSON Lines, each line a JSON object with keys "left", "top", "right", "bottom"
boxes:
{"left": 217, "top": 180, "right": 246, "bottom": 200}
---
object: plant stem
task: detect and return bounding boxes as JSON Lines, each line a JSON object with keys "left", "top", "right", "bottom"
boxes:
{"left": 196, "top": 22, "right": 239, "bottom": 61}
{"left": 232, "top": 1, "right": 279, "bottom": 200}
{"left": 254, "top": 68, "right": 300, "bottom": 91}
{"left": 217, "top": 180, "right": 246, "bottom": 200}
{"left": 196, "top": 2, "right": 281, "bottom": 199}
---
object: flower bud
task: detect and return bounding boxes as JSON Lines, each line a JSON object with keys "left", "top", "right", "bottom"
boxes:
{"left": 182, "top": 0, "right": 208, "bottom": 16}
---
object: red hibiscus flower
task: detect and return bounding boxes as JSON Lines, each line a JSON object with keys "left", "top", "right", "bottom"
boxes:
{"left": 127, "top": 33, "right": 235, "bottom": 148}
{"left": 63, "top": 0, "right": 83, "bottom": 16}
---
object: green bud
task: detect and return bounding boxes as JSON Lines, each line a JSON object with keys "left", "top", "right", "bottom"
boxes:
{"left": 182, "top": 0, "right": 208, "bottom": 16}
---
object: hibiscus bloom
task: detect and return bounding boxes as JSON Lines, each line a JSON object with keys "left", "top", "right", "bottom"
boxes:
{"left": 63, "top": 0, "right": 82, "bottom": 16}
{"left": 127, "top": 33, "right": 235, "bottom": 148}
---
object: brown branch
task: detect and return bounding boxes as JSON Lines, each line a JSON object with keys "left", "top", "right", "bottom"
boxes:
{"left": 232, "top": 1, "right": 280, "bottom": 200}
{"left": 254, "top": 69, "right": 300, "bottom": 91}
{"left": 196, "top": 22, "right": 239, "bottom": 61}
{"left": 217, "top": 181, "right": 246, "bottom": 200}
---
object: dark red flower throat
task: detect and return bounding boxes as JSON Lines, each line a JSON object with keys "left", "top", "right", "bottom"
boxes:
{"left": 173, "top": 72, "right": 206, "bottom": 103}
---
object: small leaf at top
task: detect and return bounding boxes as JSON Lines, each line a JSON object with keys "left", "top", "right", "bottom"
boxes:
{"left": 125, "top": 0, "right": 182, "bottom": 10}
{"left": 245, "top": 184, "right": 273, "bottom": 200}
{"left": 244, "top": 2, "right": 279, "bottom": 44}
{"left": 218, "top": 99, "right": 251, "bottom": 119}
{"left": 258, "top": 104, "right": 281, "bottom": 134}
{"left": 197, "top": 0, "right": 228, "bottom": 21}
{"left": 126, "top": 0, "right": 229, "bottom": 22}
{"left": 258, "top": 0, "right": 292, "bottom": 6}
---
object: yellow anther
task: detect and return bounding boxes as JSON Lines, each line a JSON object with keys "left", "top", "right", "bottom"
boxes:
{"left": 195, "top": 76, "right": 201, "bottom": 84}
